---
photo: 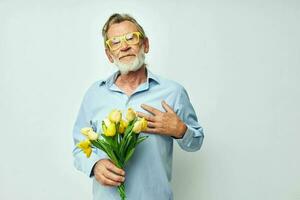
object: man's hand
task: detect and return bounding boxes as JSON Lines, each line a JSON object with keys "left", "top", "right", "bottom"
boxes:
{"left": 137, "top": 100, "right": 187, "bottom": 138}
{"left": 93, "top": 159, "right": 125, "bottom": 187}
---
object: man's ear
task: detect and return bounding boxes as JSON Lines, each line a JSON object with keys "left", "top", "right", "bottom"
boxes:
{"left": 105, "top": 48, "right": 114, "bottom": 63}
{"left": 143, "top": 37, "right": 149, "bottom": 53}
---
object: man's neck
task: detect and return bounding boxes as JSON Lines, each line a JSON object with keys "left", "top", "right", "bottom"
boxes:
{"left": 115, "top": 65, "right": 147, "bottom": 90}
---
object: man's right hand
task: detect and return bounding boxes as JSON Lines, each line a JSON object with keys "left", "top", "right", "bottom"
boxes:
{"left": 93, "top": 159, "right": 126, "bottom": 187}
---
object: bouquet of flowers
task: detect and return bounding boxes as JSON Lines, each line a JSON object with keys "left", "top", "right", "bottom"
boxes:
{"left": 76, "top": 108, "right": 148, "bottom": 200}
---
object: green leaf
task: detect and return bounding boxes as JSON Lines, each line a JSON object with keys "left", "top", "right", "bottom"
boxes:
{"left": 120, "top": 131, "right": 135, "bottom": 162}
{"left": 101, "top": 134, "right": 118, "bottom": 152}
{"left": 124, "top": 118, "right": 138, "bottom": 136}
{"left": 101, "top": 134, "right": 114, "bottom": 144}
{"left": 119, "top": 132, "right": 129, "bottom": 159}
{"left": 124, "top": 124, "right": 134, "bottom": 136}
{"left": 123, "top": 135, "right": 132, "bottom": 155}
{"left": 124, "top": 147, "right": 135, "bottom": 164}
{"left": 136, "top": 136, "right": 149, "bottom": 145}
{"left": 92, "top": 140, "right": 116, "bottom": 163}
{"left": 101, "top": 141, "right": 119, "bottom": 165}
{"left": 91, "top": 139, "right": 122, "bottom": 168}
{"left": 126, "top": 134, "right": 137, "bottom": 156}
{"left": 91, "top": 140, "right": 105, "bottom": 152}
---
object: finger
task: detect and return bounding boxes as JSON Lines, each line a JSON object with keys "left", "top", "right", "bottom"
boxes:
{"left": 103, "top": 168, "right": 125, "bottom": 183}
{"left": 136, "top": 111, "right": 155, "bottom": 122}
{"left": 99, "top": 174, "right": 122, "bottom": 187}
{"left": 144, "top": 127, "right": 159, "bottom": 134}
{"left": 147, "top": 121, "right": 156, "bottom": 128}
{"left": 162, "top": 100, "right": 175, "bottom": 113}
{"left": 105, "top": 161, "right": 125, "bottom": 176}
{"left": 141, "top": 104, "right": 161, "bottom": 115}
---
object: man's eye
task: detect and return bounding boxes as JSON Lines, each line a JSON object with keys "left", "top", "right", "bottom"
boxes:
{"left": 111, "top": 39, "right": 120, "bottom": 44}
{"left": 125, "top": 34, "right": 134, "bottom": 40}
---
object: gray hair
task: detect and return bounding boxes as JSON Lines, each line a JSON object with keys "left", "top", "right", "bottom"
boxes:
{"left": 102, "top": 13, "right": 147, "bottom": 48}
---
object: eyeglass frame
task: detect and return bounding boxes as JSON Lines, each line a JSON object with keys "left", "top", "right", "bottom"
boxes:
{"left": 105, "top": 31, "right": 144, "bottom": 51}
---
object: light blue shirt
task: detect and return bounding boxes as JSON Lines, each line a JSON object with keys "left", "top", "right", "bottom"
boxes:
{"left": 72, "top": 68, "right": 204, "bottom": 200}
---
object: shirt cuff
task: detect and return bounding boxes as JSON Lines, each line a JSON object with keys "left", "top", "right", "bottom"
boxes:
{"left": 174, "top": 124, "right": 194, "bottom": 143}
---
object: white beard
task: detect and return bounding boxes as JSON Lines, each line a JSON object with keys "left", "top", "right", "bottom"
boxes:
{"left": 113, "top": 47, "right": 145, "bottom": 75}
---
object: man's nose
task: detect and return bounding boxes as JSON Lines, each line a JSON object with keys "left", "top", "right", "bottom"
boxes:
{"left": 120, "top": 40, "right": 130, "bottom": 51}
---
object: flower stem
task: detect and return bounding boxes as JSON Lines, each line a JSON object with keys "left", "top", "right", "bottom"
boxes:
{"left": 117, "top": 182, "right": 126, "bottom": 200}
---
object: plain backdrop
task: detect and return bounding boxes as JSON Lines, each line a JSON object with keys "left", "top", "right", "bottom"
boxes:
{"left": 0, "top": 0, "right": 299, "bottom": 200}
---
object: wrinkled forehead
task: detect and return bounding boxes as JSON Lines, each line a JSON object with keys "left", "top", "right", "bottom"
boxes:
{"left": 106, "top": 21, "right": 139, "bottom": 39}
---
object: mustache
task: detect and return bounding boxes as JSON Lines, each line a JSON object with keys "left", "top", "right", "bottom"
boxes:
{"left": 119, "top": 54, "right": 136, "bottom": 60}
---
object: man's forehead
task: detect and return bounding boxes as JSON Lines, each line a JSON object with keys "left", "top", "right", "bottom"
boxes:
{"left": 107, "top": 21, "right": 139, "bottom": 38}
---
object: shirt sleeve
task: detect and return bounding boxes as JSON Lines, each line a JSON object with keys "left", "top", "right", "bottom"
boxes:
{"left": 72, "top": 91, "right": 108, "bottom": 177}
{"left": 174, "top": 86, "right": 204, "bottom": 152}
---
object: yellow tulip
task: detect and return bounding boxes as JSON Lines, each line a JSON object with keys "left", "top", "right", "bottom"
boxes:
{"left": 102, "top": 116, "right": 117, "bottom": 136}
{"left": 103, "top": 118, "right": 110, "bottom": 128}
{"left": 80, "top": 127, "right": 99, "bottom": 140}
{"left": 104, "top": 122, "right": 116, "bottom": 137}
{"left": 77, "top": 139, "right": 92, "bottom": 157}
{"left": 126, "top": 108, "right": 136, "bottom": 122}
{"left": 133, "top": 118, "right": 148, "bottom": 133}
{"left": 140, "top": 117, "right": 148, "bottom": 131}
{"left": 87, "top": 130, "right": 99, "bottom": 140}
{"left": 80, "top": 127, "right": 93, "bottom": 137}
{"left": 118, "top": 119, "right": 128, "bottom": 134}
{"left": 109, "top": 109, "right": 122, "bottom": 123}
{"left": 132, "top": 120, "right": 143, "bottom": 133}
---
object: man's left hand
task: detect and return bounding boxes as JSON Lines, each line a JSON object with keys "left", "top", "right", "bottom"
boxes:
{"left": 136, "top": 100, "right": 187, "bottom": 138}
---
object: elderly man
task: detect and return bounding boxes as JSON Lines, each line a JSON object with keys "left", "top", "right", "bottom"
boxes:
{"left": 72, "top": 13, "right": 204, "bottom": 200}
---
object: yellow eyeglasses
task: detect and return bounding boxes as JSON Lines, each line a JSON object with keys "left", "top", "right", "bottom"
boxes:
{"left": 106, "top": 32, "right": 143, "bottom": 51}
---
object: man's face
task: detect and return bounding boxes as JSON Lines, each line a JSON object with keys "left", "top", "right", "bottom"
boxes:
{"left": 105, "top": 21, "right": 149, "bottom": 66}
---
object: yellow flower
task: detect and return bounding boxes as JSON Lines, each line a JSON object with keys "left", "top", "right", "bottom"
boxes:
{"left": 132, "top": 120, "right": 143, "bottom": 133}
{"left": 133, "top": 118, "right": 148, "bottom": 133}
{"left": 118, "top": 119, "right": 128, "bottom": 134}
{"left": 80, "top": 127, "right": 99, "bottom": 140}
{"left": 126, "top": 108, "right": 136, "bottom": 122}
{"left": 102, "top": 118, "right": 109, "bottom": 133}
{"left": 81, "top": 127, "right": 93, "bottom": 137}
{"left": 109, "top": 109, "right": 122, "bottom": 123}
{"left": 102, "top": 118, "right": 116, "bottom": 137}
{"left": 87, "top": 130, "right": 99, "bottom": 140}
{"left": 106, "top": 123, "right": 116, "bottom": 136}
{"left": 77, "top": 139, "right": 92, "bottom": 158}
{"left": 140, "top": 117, "right": 148, "bottom": 131}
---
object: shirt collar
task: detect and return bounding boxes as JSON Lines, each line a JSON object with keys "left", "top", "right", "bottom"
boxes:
{"left": 99, "top": 67, "right": 160, "bottom": 88}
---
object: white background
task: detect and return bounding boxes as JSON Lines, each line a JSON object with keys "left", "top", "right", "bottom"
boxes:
{"left": 0, "top": 0, "right": 299, "bottom": 199}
